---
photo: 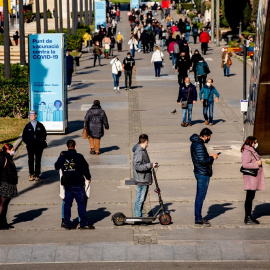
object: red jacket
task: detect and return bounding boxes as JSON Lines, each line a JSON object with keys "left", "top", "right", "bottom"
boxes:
{"left": 116, "top": 10, "right": 120, "bottom": 17}
{"left": 199, "top": 31, "right": 210, "bottom": 43}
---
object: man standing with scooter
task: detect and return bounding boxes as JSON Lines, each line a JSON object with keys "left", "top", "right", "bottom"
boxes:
{"left": 133, "top": 134, "right": 158, "bottom": 218}
{"left": 190, "top": 128, "right": 218, "bottom": 227}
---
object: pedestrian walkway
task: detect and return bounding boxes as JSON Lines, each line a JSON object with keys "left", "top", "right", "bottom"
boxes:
{"left": 1, "top": 8, "right": 270, "bottom": 264}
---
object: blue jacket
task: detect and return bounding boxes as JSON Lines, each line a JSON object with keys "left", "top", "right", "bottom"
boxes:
{"left": 199, "top": 85, "right": 219, "bottom": 102}
{"left": 196, "top": 60, "right": 209, "bottom": 76}
{"left": 55, "top": 149, "right": 91, "bottom": 186}
{"left": 177, "top": 83, "right": 197, "bottom": 104}
{"left": 190, "top": 134, "right": 214, "bottom": 177}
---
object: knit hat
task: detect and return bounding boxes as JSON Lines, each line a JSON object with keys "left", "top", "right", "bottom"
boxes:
{"left": 29, "top": 110, "right": 37, "bottom": 115}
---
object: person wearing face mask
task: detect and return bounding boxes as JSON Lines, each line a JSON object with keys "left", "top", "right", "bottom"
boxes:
{"left": 177, "top": 77, "right": 197, "bottom": 127}
{"left": 175, "top": 51, "right": 190, "bottom": 85}
{"left": 241, "top": 136, "right": 265, "bottom": 225}
{"left": 190, "top": 128, "right": 218, "bottom": 227}
{"left": 190, "top": 50, "right": 202, "bottom": 86}
{"left": 22, "top": 110, "right": 47, "bottom": 181}
{"left": 199, "top": 78, "right": 220, "bottom": 126}
{"left": 132, "top": 134, "right": 158, "bottom": 218}
{"left": 122, "top": 52, "right": 136, "bottom": 90}
{"left": 196, "top": 56, "right": 210, "bottom": 89}
{"left": 0, "top": 144, "right": 18, "bottom": 230}
{"left": 159, "top": 25, "right": 167, "bottom": 51}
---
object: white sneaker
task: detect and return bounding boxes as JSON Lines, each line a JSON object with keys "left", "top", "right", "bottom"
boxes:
{"left": 117, "top": 87, "right": 120, "bottom": 90}
{"left": 114, "top": 87, "right": 116, "bottom": 90}
{"left": 138, "top": 49, "right": 141, "bottom": 52}
{"left": 172, "top": 66, "right": 174, "bottom": 68}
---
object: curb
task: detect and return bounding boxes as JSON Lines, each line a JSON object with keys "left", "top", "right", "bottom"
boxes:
{"left": 13, "top": 133, "right": 23, "bottom": 151}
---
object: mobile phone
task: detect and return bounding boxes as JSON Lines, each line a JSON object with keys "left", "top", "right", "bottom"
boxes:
{"left": 217, "top": 152, "right": 221, "bottom": 155}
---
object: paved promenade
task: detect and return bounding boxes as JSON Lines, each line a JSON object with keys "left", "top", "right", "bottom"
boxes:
{"left": 1, "top": 9, "right": 270, "bottom": 265}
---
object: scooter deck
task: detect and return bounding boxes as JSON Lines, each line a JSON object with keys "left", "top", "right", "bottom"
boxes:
{"left": 125, "top": 217, "right": 156, "bottom": 222}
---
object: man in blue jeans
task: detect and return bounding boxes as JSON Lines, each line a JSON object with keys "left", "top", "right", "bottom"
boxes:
{"left": 199, "top": 78, "right": 220, "bottom": 126}
{"left": 55, "top": 140, "right": 94, "bottom": 230}
{"left": 177, "top": 77, "right": 197, "bottom": 127}
{"left": 133, "top": 134, "right": 157, "bottom": 220}
{"left": 190, "top": 128, "right": 218, "bottom": 227}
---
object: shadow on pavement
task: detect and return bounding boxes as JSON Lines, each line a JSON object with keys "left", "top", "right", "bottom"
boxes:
{"left": 10, "top": 208, "right": 48, "bottom": 225}
{"left": 213, "top": 119, "right": 226, "bottom": 125}
{"left": 148, "top": 202, "right": 175, "bottom": 217}
{"left": 86, "top": 207, "right": 111, "bottom": 225}
{"left": 100, "top": 145, "right": 120, "bottom": 154}
{"left": 67, "top": 120, "right": 84, "bottom": 133}
{"left": 68, "top": 94, "right": 91, "bottom": 103}
{"left": 204, "top": 203, "right": 235, "bottom": 221}
{"left": 253, "top": 203, "right": 270, "bottom": 219}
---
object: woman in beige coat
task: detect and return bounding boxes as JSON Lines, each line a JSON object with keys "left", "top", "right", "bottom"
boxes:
{"left": 221, "top": 51, "right": 232, "bottom": 77}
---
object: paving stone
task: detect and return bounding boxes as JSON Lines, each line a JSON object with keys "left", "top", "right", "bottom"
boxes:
{"left": 7, "top": 246, "right": 32, "bottom": 263}
{"left": 31, "top": 245, "right": 56, "bottom": 262}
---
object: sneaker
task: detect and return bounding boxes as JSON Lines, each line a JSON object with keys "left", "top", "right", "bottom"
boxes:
{"left": 187, "top": 122, "right": 192, "bottom": 126}
{"left": 205, "top": 121, "right": 208, "bottom": 125}
{"left": 61, "top": 219, "right": 65, "bottom": 228}
{"left": 29, "top": 175, "right": 35, "bottom": 181}
{"left": 65, "top": 224, "right": 77, "bottom": 230}
{"left": 114, "top": 87, "right": 117, "bottom": 90}
{"left": 117, "top": 87, "right": 119, "bottom": 90}
{"left": 125, "top": 88, "right": 128, "bottom": 90}
{"left": 244, "top": 216, "right": 260, "bottom": 225}
{"left": 195, "top": 219, "right": 211, "bottom": 227}
{"left": 208, "top": 123, "right": 213, "bottom": 126}
{"left": 181, "top": 122, "right": 187, "bottom": 127}
{"left": 79, "top": 225, "right": 95, "bottom": 230}
{"left": 138, "top": 49, "right": 141, "bottom": 52}
{"left": 35, "top": 175, "right": 40, "bottom": 181}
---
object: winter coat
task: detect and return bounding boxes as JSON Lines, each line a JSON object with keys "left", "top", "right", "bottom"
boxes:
{"left": 175, "top": 55, "right": 190, "bottom": 73}
{"left": 93, "top": 45, "right": 101, "bottom": 55}
{"left": 199, "top": 31, "right": 210, "bottom": 43}
{"left": 199, "top": 85, "right": 220, "bottom": 102}
{"left": 132, "top": 144, "right": 153, "bottom": 185}
{"left": 190, "top": 134, "right": 214, "bottom": 177}
{"left": 168, "top": 41, "right": 175, "bottom": 53}
{"left": 55, "top": 149, "right": 91, "bottom": 186}
{"left": 0, "top": 151, "right": 18, "bottom": 185}
{"left": 140, "top": 31, "right": 149, "bottom": 45}
{"left": 22, "top": 121, "right": 47, "bottom": 147}
{"left": 241, "top": 145, "right": 265, "bottom": 191}
{"left": 177, "top": 84, "right": 197, "bottom": 104}
{"left": 221, "top": 52, "right": 232, "bottom": 68}
{"left": 196, "top": 60, "right": 210, "bottom": 76}
{"left": 128, "top": 38, "right": 138, "bottom": 50}
{"left": 66, "top": 54, "right": 74, "bottom": 71}
{"left": 84, "top": 104, "right": 109, "bottom": 139}
{"left": 110, "top": 58, "right": 122, "bottom": 74}
{"left": 151, "top": 50, "right": 164, "bottom": 62}
{"left": 190, "top": 52, "right": 201, "bottom": 71}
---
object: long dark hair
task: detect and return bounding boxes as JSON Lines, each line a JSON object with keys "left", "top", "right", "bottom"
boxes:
{"left": 241, "top": 136, "right": 257, "bottom": 152}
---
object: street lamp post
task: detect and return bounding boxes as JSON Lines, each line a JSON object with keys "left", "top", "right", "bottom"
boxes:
{"left": 216, "top": 0, "right": 220, "bottom": 47}
{"left": 239, "top": 20, "right": 242, "bottom": 37}
{"left": 19, "top": 0, "right": 26, "bottom": 64}
{"left": 211, "top": 0, "right": 214, "bottom": 43}
{"left": 85, "top": 0, "right": 89, "bottom": 26}
{"left": 3, "top": 0, "right": 10, "bottom": 78}
{"left": 89, "top": 0, "right": 93, "bottom": 24}
{"left": 80, "top": 0, "right": 83, "bottom": 25}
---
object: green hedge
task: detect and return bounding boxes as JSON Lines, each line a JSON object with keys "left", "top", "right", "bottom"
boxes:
{"left": 67, "top": 35, "right": 82, "bottom": 51}
{"left": 0, "top": 34, "right": 4, "bottom": 46}
{"left": 0, "top": 64, "right": 29, "bottom": 118}
{"left": 24, "top": 12, "right": 53, "bottom": 20}
{"left": 181, "top": 3, "right": 194, "bottom": 10}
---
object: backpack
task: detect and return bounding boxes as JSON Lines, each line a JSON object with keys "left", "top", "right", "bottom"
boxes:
{"left": 186, "top": 25, "right": 191, "bottom": 31}
{"left": 174, "top": 43, "right": 180, "bottom": 54}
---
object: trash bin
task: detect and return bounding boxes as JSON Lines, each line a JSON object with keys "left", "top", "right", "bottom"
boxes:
{"left": 227, "top": 35, "right": 233, "bottom": 44}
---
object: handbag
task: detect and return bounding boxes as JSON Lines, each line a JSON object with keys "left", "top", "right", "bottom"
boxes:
{"left": 240, "top": 150, "right": 260, "bottom": 177}
{"left": 203, "top": 87, "right": 213, "bottom": 108}
{"left": 181, "top": 87, "right": 190, "bottom": 109}
{"left": 82, "top": 127, "right": 88, "bottom": 139}
{"left": 203, "top": 61, "right": 210, "bottom": 74}
{"left": 229, "top": 59, "right": 232, "bottom": 65}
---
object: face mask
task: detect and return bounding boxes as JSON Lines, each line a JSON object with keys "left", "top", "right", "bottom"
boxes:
{"left": 127, "top": 57, "right": 130, "bottom": 59}
{"left": 205, "top": 137, "right": 210, "bottom": 144}
{"left": 10, "top": 150, "right": 15, "bottom": 156}
{"left": 254, "top": 143, "right": 258, "bottom": 149}
{"left": 206, "top": 82, "right": 211, "bottom": 87}
{"left": 185, "top": 83, "right": 190, "bottom": 86}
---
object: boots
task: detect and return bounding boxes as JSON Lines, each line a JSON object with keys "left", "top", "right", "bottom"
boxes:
{"left": 244, "top": 216, "right": 260, "bottom": 225}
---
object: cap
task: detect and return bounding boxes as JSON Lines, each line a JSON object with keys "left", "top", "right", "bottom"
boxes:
{"left": 29, "top": 110, "right": 37, "bottom": 115}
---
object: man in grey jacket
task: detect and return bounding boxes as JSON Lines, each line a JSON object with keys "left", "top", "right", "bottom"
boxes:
{"left": 133, "top": 134, "right": 157, "bottom": 217}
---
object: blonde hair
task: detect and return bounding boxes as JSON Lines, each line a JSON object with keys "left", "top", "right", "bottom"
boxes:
{"left": 154, "top": 46, "right": 160, "bottom": 51}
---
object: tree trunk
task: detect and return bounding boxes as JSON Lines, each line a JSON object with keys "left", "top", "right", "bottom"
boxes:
{"left": 85, "top": 0, "right": 88, "bottom": 26}
{"left": 89, "top": 0, "right": 93, "bottom": 24}
{"left": 43, "top": 0, "right": 48, "bottom": 33}
{"left": 80, "top": 0, "right": 83, "bottom": 25}
{"left": 54, "top": 0, "right": 59, "bottom": 33}
{"left": 72, "top": 0, "right": 77, "bottom": 35}
{"left": 19, "top": 0, "right": 26, "bottom": 65}
{"left": 36, "top": 0, "right": 41, "bottom": 33}
{"left": 3, "top": 0, "right": 10, "bottom": 78}
{"left": 59, "top": 0, "right": 63, "bottom": 32}
{"left": 67, "top": 0, "right": 71, "bottom": 35}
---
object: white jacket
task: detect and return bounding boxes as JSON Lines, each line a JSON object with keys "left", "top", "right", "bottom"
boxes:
{"left": 151, "top": 50, "right": 164, "bottom": 62}
{"left": 110, "top": 58, "right": 122, "bottom": 74}
{"left": 128, "top": 38, "right": 138, "bottom": 50}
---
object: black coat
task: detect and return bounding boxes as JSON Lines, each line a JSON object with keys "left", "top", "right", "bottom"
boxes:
{"left": 84, "top": 105, "right": 109, "bottom": 139}
{"left": 55, "top": 149, "right": 91, "bottom": 186}
{"left": 0, "top": 151, "right": 18, "bottom": 185}
{"left": 190, "top": 134, "right": 214, "bottom": 177}
{"left": 191, "top": 52, "right": 201, "bottom": 70}
{"left": 175, "top": 55, "right": 190, "bottom": 74}
{"left": 140, "top": 31, "right": 149, "bottom": 45}
{"left": 177, "top": 84, "right": 197, "bottom": 104}
{"left": 22, "top": 121, "right": 47, "bottom": 147}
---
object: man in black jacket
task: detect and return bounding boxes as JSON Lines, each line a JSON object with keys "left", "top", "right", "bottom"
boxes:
{"left": 177, "top": 77, "right": 197, "bottom": 127}
{"left": 190, "top": 128, "right": 218, "bottom": 227}
{"left": 55, "top": 140, "right": 94, "bottom": 230}
{"left": 122, "top": 52, "right": 136, "bottom": 90}
{"left": 175, "top": 51, "right": 190, "bottom": 85}
{"left": 22, "top": 110, "right": 47, "bottom": 181}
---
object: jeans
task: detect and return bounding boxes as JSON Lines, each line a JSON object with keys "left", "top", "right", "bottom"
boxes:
{"left": 112, "top": 73, "right": 119, "bottom": 87}
{"left": 182, "top": 103, "right": 193, "bottom": 123}
{"left": 161, "top": 39, "right": 166, "bottom": 50}
{"left": 203, "top": 100, "right": 214, "bottom": 124}
{"left": 194, "top": 174, "right": 210, "bottom": 222}
{"left": 170, "top": 52, "right": 176, "bottom": 67}
{"left": 198, "top": 75, "right": 207, "bottom": 90}
{"left": 116, "top": 16, "right": 120, "bottom": 22}
{"left": 125, "top": 70, "right": 132, "bottom": 88}
{"left": 134, "top": 185, "right": 149, "bottom": 217}
{"left": 94, "top": 54, "right": 101, "bottom": 66}
{"left": 138, "top": 41, "right": 142, "bottom": 50}
{"left": 185, "top": 32, "right": 190, "bottom": 42}
{"left": 131, "top": 48, "right": 135, "bottom": 58}
{"left": 64, "top": 186, "right": 88, "bottom": 228}
{"left": 223, "top": 64, "right": 230, "bottom": 76}
{"left": 154, "top": 61, "right": 162, "bottom": 76}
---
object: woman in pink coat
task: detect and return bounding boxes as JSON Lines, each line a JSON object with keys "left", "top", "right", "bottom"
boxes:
{"left": 241, "top": 136, "right": 265, "bottom": 225}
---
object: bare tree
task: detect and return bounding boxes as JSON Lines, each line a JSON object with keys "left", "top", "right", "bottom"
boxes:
{"left": 36, "top": 0, "right": 41, "bottom": 33}
{"left": 43, "top": 0, "right": 48, "bottom": 33}
{"left": 80, "top": 0, "right": 83, "bottom": 25}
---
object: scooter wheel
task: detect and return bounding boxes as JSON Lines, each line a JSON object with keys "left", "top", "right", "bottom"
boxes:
{"left": 112, "top": 212, "right": 126, "bottom": 226}
{"left": 159, "top": 213, "right": 171, "bottom": 225}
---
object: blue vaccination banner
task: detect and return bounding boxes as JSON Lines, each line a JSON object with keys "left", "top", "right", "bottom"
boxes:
{"left": 29, "top": 34, "right": 67, "bottom": 133}
{"left": 131, "top": 0, "right": 139, "bottom": 10}
{"left": 95, "top": 0, "right": 106, "bottom": 30}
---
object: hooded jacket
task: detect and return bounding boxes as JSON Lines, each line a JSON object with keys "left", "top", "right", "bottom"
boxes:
{"left": 84, "top": 104, "right": 109, "bottom": 139}
{"left": 196, "top": 60, "right": 210, "bottom": 76}
{"left": 190, "top": 134, "right": 214, "bottom": 176}
{"left": 132, "top": 143, "right": 153, "bottom": 185}
{"left": 0, "top": 151, "right": 18, "bottom": 185}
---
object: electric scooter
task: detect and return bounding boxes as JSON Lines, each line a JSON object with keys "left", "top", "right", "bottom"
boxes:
{"left": 112, "top": 165, "right": 172, "bottom": 226}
